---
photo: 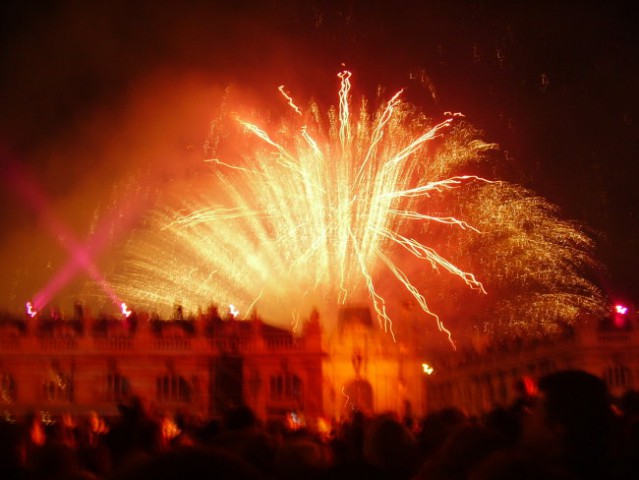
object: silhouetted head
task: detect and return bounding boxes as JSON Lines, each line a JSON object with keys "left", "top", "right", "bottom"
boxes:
{"left": 537, "top": 370, "right": 613, "bottom": 441}
{"left": 363, "top": 414, "right": 417, "bottom": 478}
{"left": 0, "top": 421, "right": 26, "bottom": 469}
{"left": 224, "top": 405, "right": 258, "bottom": 431}
{"left": 111, "top": 445, "right": 263, "bottom": 480}
{"left": 523, "top": 370, "right": 615, "bottom": 479}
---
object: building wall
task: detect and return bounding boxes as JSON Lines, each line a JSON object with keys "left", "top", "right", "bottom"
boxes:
{"left": 0, "top": 313, "right": 324, "bottom": 424}
{"left": 322, "top": 308, "right": 428, "bottom": 420}
{"left": 425, "top": 320, "right": 639, "bottom": 416}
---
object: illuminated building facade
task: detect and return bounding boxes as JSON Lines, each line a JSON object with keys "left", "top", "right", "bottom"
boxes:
{"left": 10, "top": 301, "right": 634, "bottom": 423}
{"left": 425, "top": 307, "right": 639, "bottom": 416}
{"left": 0, "top": 307, "right": 324, "bottom": 422}
{"left": 0, "top": 304, "right": 434, "bottom": 423}
{"left": 323, "top": 306, "right": 428, "bottom": 420}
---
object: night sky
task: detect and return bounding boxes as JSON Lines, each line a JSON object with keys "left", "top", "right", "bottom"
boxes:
{"left": 1, "top": 0, "right": 638, "bottom": 315}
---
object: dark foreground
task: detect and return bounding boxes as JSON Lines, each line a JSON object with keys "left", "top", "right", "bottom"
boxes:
{"left": 2, "top": 370, "right": 639, "bottom": 480}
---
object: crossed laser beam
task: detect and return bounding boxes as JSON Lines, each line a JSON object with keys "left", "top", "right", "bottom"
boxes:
{"left": 5, "top": 161, "right": 142, "bottom": 315}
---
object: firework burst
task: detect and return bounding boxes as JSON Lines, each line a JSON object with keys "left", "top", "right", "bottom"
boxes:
{"left": 106, "top": 72, "right": 605, "bottom": 345}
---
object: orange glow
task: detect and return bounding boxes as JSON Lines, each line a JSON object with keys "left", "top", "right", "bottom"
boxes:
{"left": 285, "top": 411, "right": 304, "bottom": 430}
{"left": 161, "top": 415, "right": 181, "bottom": 445}
{"left": 30, "top": 417, "right": 46, "bottom": 446}
{"left": 88, "top": 411, "right": 109, "bottom": 435}
{"left": 108, "top": 71, "right": 605, "bottom": 344}
{"left": 316, "top": 417, "right": 332, "bottom": 441}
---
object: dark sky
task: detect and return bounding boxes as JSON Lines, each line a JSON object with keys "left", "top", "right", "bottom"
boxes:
{"left": 1, "top": 0, "right": 638, "bottom": 313}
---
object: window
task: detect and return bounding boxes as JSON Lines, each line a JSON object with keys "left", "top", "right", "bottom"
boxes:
{"left": 538, "top": 360, "right": 555, "bottom": 376}
{"left": 1, "top": 373, "right": 16, "bottom": 403}
{"left": 604, "top": 365, "right": 632, "bottom": 390}
{"left": 269, "top": 373, "right": 302, "bottom": 401}
{"left": 156, "top": 373, "right": 191, "bottom": 403}
{"left": 343, "top": 379, "right": 373, "bottom": 413}
{"left": 42, "top": 370, "right": 73, "bottom": 403}
{"left": 106, "top": 372, "right": 131, "bottom": 403}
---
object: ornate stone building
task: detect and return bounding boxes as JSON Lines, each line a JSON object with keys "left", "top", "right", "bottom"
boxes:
{"left": 0, "top": 306, "right": 324, "bottom": 423}
{"left": 8, "top": 301, "right": 632, "bottom": 424}
{"left": 322, "top": 306, "right": 428, "bottom": 421}
{"left": 0, "top": 303, "right": 434, "bottom": 424}
{"left": 425, "top": 309, "right": 639, "bottom": 416}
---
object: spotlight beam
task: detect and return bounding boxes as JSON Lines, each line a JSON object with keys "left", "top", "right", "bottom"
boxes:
{"left": 5, "top": 162, "right": 139, "bottom": 312}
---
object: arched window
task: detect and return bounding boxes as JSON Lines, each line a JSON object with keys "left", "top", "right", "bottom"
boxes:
{"left": 343, "top": 379, "right": 373, "bottom": 413}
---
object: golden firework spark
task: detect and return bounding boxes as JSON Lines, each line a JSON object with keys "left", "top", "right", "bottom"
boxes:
{"left": 107, "top": 72, "right": 605, "bottom": 345}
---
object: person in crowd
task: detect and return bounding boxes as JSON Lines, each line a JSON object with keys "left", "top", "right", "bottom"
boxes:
{"left": 103, "top": 396, "right": 162, "bottom": 474}
{"left": 520, "top": 369, "right": 620, "bottom": 480}
{"left": 362, "top": 413, "right": 418, "bottom": 480}
{"left": 416, "top": 406, "right": 468, "bottom": 460}
{"left": 7, "top": 368, "right": 639, "bottom": 479}
{"left": 0, "top": 420, "right": 31, "bottom": 480}
{"left": 415, "top": 423, "right": 506, "bottom": 480}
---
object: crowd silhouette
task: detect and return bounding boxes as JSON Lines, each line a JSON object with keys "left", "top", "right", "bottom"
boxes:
{"left": 2, "top": 369, "right": 639, "bottom": 479}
